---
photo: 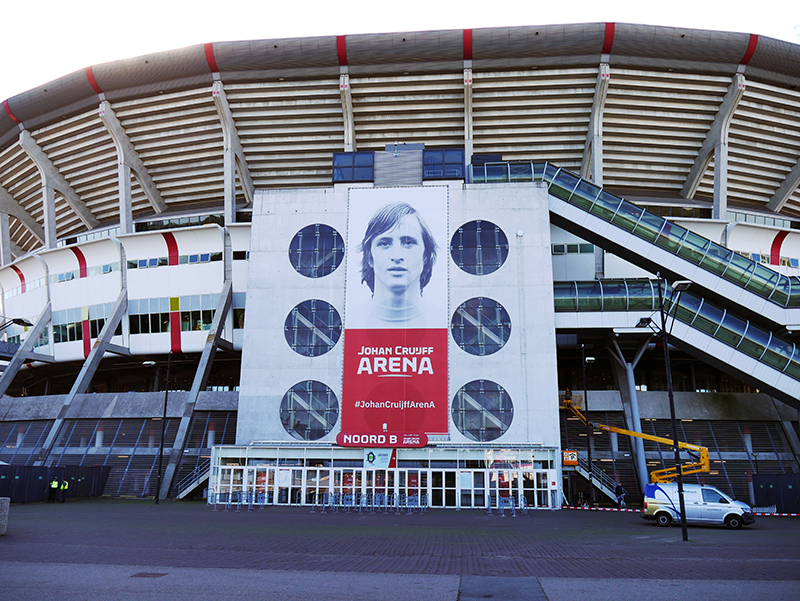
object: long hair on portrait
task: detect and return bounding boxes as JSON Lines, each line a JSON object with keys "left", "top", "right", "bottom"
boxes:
{"left": 359, "top": 202, "right": 438, "bottom": 294}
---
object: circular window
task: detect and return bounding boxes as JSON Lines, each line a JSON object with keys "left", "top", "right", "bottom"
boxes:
{"left": 280, "top": 380, "right": 339, "bottom": 441}
{"left": 450, "top": 220, "right": 508, "bottom": 275}
{"left": 450, "top": 297, "right": 511, "bottom": 356}
{"left": 289, "top": 224, "right": 344, "bottom": 278}
{"left": 452, "top": 380, "right": 513, "bottom": 442}
{"left": 284, "top": 299, "right": 342, "bottom": 357}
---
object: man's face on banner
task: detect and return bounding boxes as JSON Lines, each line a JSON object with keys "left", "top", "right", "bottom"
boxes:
{"left": 370, "top": 214, "right": 425, "bottom": 295}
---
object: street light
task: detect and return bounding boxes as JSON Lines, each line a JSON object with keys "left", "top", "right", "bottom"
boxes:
{"left": 653, "top": 274, "right": 691, "bottom": 542}
{"left": 581, "top": 344, "right": 596, "bottom": 506}
{"left": 144, "top": 354, "right": 171, "bottom": 505}
{"left": 0, "top": 317, "right": 33, "bottom": 332}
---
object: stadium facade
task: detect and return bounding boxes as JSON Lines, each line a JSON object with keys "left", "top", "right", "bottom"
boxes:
{"left": 1, "top": 22, "right": 799, "bottom": 509}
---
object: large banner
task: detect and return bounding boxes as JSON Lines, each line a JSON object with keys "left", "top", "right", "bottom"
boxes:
{"left": 339, "top": 187, "right": 448, "bottom": 447}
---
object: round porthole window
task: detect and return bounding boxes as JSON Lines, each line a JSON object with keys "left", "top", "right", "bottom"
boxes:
{"left": 452, "top": 380, "right": 513, "bottom": 442}
{"left": 450, "top": 220, "right": 508, "bottom": 275}
{"left": 450, "top": 297, "right": 511, "bottom": 356}
{"left": 284, "top": 299, "right": 342, "bottom": 357}
{"left": 280, "top": 380, "right": 339, "bottom": 441}
{"left": 288, "top": 224, "right": 344, "bottom": 278}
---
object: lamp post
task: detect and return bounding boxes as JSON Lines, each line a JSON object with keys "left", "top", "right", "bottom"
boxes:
{"left": 144, "top": 354, "right": 171, "bottom": 504}
{"left": 581, "top": 344, "right": 596, "bottom": 506}
{"left": 0, "top": 316, "right": 34, "bottom": 333}
{"left": 656, "top": 274, "right": 692, "bottom": 542}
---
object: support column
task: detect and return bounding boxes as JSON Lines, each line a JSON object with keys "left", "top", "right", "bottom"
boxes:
{"left": 464, "top": 67, "right": 473, "bottom": 166}
{"left": 340, "top": 73, "right": 355, "bottom": 152}
{"left": 42, "top": 185, "right": 57, "bottom": 250}
{"left": 581, "top": 64, "right": 610, "bottom": 185}
{"left": 609, "top": 338, "right": 651, "bottom": 491}
{"left": 0, "top": 212, "right": 11, "bottom": 266}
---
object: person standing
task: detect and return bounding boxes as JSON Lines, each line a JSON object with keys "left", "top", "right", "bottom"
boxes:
{"left": 60, "top": 478, "right": 69, "bottom": 503}
{"left": 47, "top": 477, "right": 59, "bottom": 503}
{"left": 614, "top": 481, "right": 627, "bottom": 507}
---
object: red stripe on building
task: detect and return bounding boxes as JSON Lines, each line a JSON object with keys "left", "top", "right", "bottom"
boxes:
{"left": 10, "top": 264, "right": 25, "bottom": 293}
{"left": 204, "top": 43, "right": 219, "bottom": 73}
{"left": 85, "top": 67, "right": 103, "bottom": 94}
{"left": 463, "top": 29, "right": 473, "bottom": 61}
{"left": 771, "top": 230, "right": 789, "bottom": 265}
{"left": 602, "top": 23, "right": 616, "bottom": 55}
{"left": 3, "top": 100, "right": 20, "bottom": 124}
{"left": 741, "top": 34, "right": 759, "bottom": 66}
{"left": 337, "top": 36, "right": 348, "bottom": 66}
{"left": 70, "top": 247, "right": 88, "bottom": 278}
{"left": 162, "top": 232, "right": 179, "bottom": 266}
{"left": 82, "top": 321, "right": 91, "bottom": 358}
{"left": 170, "top": 312, "right": 182, "bottom": 353}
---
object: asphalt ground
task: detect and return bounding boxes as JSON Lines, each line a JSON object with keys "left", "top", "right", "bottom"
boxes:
{"left": 1, "top": 499, "right": 799, "bottom": 600}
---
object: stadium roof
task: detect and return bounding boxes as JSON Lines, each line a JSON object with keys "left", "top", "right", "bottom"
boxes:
{"left": 1, "top": 22, "right": 800, "bottom": 257}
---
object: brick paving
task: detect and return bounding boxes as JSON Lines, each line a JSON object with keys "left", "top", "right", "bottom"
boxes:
{"left": 1, "top": 499, "right": 799, "bottom": 581}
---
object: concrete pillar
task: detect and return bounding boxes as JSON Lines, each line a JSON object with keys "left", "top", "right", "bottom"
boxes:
{"left": 42, "top": 185, "right": 57, "bottom": 250}
{"left": 624, "top": 362, "right": 649, "bottom": 489}
{"left": 0, "top": 212, "right": 11, "bottom": 266}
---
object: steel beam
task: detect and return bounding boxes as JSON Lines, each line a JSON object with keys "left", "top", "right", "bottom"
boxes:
{"left": 160, "top": 280, "right": 233, "bottom": 499}
{"left": 99, "top": 101, "right": 167, "bottom": 233}
{"left": 340, "top": 73, "right": 356, "bottom": 152}
{"left": 18, "top": 130, "right": 100, "bottom": 242}
{"left": 0, "top": 303, "right": 52, "bottom": 398}
{"left": 212, "top": 82, "right": 255, "bottom": 224}
{"left": 766, "top": 158, "right": 800, "bottom": 213}
{"left": 681, "top": 74, "right": 746, "bottom": 215}
{"left": 580, "top": 63, "right": 610, "bottom": 185}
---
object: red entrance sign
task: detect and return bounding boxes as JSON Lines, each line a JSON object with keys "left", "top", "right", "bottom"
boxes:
{"left": 341, "top": 328, "right": 448, "bottom": 437}
{"left": 336, "top": 432, "right": 428, "bottom": 448}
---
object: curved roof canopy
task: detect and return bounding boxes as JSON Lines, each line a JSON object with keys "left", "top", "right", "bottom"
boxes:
{"left": 1, "top": 22, "right": 800, "bottom": 258}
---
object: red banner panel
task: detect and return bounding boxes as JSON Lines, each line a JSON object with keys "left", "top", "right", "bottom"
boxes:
{"left": 341, "top": 328, "right": 448, "bottom": 440}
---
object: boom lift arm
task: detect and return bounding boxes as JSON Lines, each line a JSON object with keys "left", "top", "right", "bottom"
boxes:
{"left": 563, "top": 400, "right": 710, "bottom": 483}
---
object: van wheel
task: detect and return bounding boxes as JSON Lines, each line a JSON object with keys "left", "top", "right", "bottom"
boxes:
{"left": 656, "top": 512, "right": 672, "bottom": 527}
{"left": 725, "top": 515, "right": 743, "bottom": 529}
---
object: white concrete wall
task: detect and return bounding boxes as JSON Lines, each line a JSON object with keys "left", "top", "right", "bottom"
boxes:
{"left": 237, "top": 182, "right": 561, "bottom": 450}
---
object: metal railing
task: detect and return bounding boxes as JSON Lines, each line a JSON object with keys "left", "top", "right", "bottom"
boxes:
{"left": 176, "top": 459, "right": 211, "bottom": 497}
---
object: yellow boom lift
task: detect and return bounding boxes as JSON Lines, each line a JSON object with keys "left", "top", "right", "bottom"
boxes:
{"left": 563, "top": 399, "right": 709, "bottom": 483}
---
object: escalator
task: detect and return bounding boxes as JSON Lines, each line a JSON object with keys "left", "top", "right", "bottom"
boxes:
{"left": 552, "top": 278, "right": 800, "bottom": 411}
{"left": 473, "top": 162, "right": 800, "bottom": 328}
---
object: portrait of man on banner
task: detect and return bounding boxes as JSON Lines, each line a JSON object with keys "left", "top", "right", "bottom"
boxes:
{"left": 346, "top": 189, "right": 447, "bottom": 330}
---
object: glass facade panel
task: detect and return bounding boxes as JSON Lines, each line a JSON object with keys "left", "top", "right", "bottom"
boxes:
{"left": 450, "top": 298, "right": 511, "bottom": 356}
{"left": 280, "top": 381, "right": 339, "bottom": 441}
{"left": 548, "top": 169, "right": 580, "bottom": 201}
{"left": 570, "top": 180, "right": 601, "bottom": 211}
{"left": 451, "top": 380, "right": 513, "bottom": 442}
{"left": 715, "top": 313, "right": 747, "bottom": 347}
{"left": 553, "top": 282, "right": 577, "bottom": 312}
{"left": 288, "top": 224, "right": 345, "bottom": 278}
{"left": 611, "top": 201, "right": 643, "bottom": 232}
{"left": 284, "top": 300, "right": 342, "bottom": 357}
{"left": 632, "top": 211, "right": 666, "bottom": 243}
{"left": 600, "top": 280, "right": 628, "bottom": 311}
{"left": 576, "top": 281, "right": 602, "bottom": 311}
{"left": 450, "top": 220, "right": 509, "bottom": 276}
{"left": 589, "top": 190, "right": 621, "bottom": 222}
{"left": 745, "top": 264, "right": 780, "bottom": 298}
{"left": 626, "top": 280, "right": 655, "bottom": 311}
{"left": 737, "top": 325, "right": 771, "bottom": 359}
{"left": 676, "top": 231, "right": 708, "bottom": 265}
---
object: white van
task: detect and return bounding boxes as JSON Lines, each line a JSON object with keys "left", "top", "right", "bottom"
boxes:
{"left": 642, "top": 483, "right": 755, "bottom": 529}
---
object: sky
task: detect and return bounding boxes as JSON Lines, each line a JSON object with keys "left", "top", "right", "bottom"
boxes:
{"left": 2, "top": 0, "right": 799, "bottom": 102}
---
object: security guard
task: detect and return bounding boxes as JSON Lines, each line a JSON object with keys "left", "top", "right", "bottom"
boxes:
{"left": 60, "top": 478, "right": 69, "bottom": 503}
{"left": 47, "top": 477, "right": 59, "bottom": 503}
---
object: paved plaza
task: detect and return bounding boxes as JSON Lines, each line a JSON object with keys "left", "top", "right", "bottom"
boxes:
{"left": 0, "top": 499, "right": 798, "bottom": 600}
